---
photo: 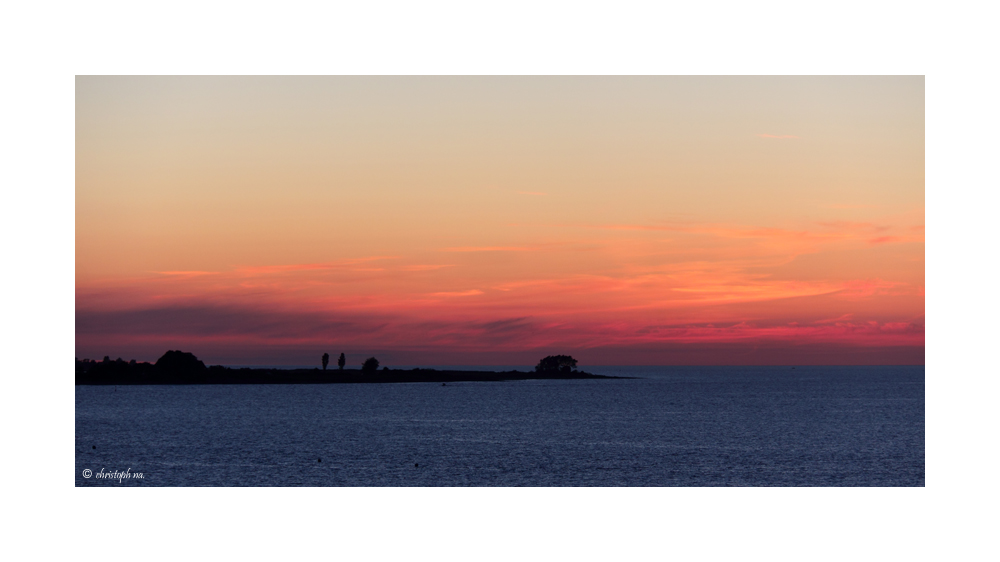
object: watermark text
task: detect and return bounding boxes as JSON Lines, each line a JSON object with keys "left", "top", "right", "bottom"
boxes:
{"left": 82, "top": 468, "right": 144, "bottom": 483}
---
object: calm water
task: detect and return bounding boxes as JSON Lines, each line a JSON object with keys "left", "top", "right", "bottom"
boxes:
{"left": 75, "top": 366, "right": 924, "bottom": 486}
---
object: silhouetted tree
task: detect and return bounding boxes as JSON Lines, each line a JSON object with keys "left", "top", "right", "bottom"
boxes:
{"left": 535, "top": 355, "right": 578, "bottom": 373}
{"left": 322, "top": 353, "right": 330, "bottom": 371}
{"left": 151, "top": 350, "right": 208, "bottom": 383}
{"left": 361, "top": 357, "right": 379, "bottom": 374}
{"left": 338, "top": 353, "right": 345, "bottom": 370}
{"left": 155, "top": 350, "right": 207, "bottom": 372}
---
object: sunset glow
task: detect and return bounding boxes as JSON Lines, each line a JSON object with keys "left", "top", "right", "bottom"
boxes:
{"left": 76, "top": 76, "right": 924, "bottom": 365}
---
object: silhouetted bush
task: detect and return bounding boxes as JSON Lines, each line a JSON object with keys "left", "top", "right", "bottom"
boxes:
{"left": 361, "top": 357, "right": 379, "bottom": 373}
{"left": 155, "top": 350, "right": 207, "bottom": 373}
{"left": 338, "top": 353, "right": 345, "bottom": 370}
{"left": 322, "top": 353, "right": 330, "bottom": 370}
{"left": 535, "top": 355, "right": 578, "bottom": 373}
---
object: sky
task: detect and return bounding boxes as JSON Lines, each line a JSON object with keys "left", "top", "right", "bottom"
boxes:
{"left": 76, "top": 76, "right": 924, "bottom": 366}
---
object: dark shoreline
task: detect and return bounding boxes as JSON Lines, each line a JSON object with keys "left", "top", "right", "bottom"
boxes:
{"left": 75, "top": 367, "right": 626, "bottom": 385}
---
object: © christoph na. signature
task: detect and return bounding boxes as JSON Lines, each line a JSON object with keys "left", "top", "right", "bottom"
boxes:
{"left": 82, "top": 468, "right": 144, "bottom": 483}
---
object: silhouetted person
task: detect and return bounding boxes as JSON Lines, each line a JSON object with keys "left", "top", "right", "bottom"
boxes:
{"left": 361, "top": 357, "right": 379, "bottom": 374}
{"left": 338, "top": 353, "right": 345, "bottom": 370}
{"left": 322, "top": 353, "right": 329, "bottom": 371}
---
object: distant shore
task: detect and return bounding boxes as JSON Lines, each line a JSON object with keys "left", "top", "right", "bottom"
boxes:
{"left": 75, "top": 366, "right": 622, "bottom": 385}
{"left": 75, "top": 351, "right": 624, "bottom": 385}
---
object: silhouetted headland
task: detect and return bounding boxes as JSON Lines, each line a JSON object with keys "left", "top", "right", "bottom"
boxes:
{"left": 75, "top": 351, "right": 625, "bottom": 385}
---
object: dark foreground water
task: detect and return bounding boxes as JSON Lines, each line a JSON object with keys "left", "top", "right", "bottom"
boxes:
{"left": 75, "top": 366, "right": 924, "bottom": 486}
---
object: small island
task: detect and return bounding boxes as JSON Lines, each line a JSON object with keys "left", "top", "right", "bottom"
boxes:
{"left": 75, "top": 351, "right": 623, "bottom": 385}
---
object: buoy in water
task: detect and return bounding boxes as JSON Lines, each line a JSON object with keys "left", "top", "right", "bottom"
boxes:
{"left": 92, "top": 446, "right": 96, "bottom": 449}
{"left": 415, "top": 463, "right": 419, "bottom": 468}
{"left": 318, "top": 458, "right": 322, "bottom": 463}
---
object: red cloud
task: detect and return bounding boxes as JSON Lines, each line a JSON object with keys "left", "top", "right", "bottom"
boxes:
{"left": 868, "top": 236, "right": 903, "bottom": 245}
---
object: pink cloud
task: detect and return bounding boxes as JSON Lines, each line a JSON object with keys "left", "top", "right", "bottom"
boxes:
{"left": 868, "top": 236, "right": 903, "bottom": 245}
{"left": 441, "top": 246, "right": 540, "bottom": 252}
{"left": 399, "top": 264, "right": 456, "bottom": 272}
{"left": 155, "top": 271, "right": 218, "bottom": 277}
{"left": 76, "top": 302, "right": 924, "bottom": 366}
{"left": 837, "top": 279, "right": 907, "bottom": 297}
{"left": 572, "top": 220, "right": 924, "bottom": 253}
{"left": 235, "top": 256, "right": 399, "bottom": 275}
{"left": 817, "top": 221, "right": 890, "bottom": 232}
{"left": 814, "top": 313, "right": 854, "bottom": 325}
{"left": 826, "top": 204, "right": 878, "bottom": 210}
{"left": 429, "top": 290, "right": 484, "bottom": 297}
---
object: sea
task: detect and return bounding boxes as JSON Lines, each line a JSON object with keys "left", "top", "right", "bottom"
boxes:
{"left": 75, "top": 365, "right": 924, "bottom": 486}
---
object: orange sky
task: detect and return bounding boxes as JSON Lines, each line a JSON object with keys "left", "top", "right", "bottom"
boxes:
{"left": 76, "top": 76, "right": 924, "bottom": 365}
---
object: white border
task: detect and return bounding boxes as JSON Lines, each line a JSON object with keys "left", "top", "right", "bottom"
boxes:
{"left": 4, "top": 0, "right": 994, "bottom": 560}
